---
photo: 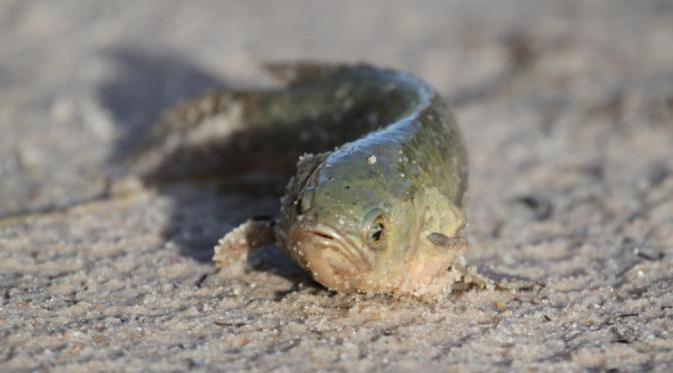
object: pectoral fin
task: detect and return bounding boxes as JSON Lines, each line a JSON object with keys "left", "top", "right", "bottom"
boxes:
{"left": 426, "top": 232, "right": 465, "bottom": 249}
{"left": 212, "top": 218, "right": 277, "bottom": 272}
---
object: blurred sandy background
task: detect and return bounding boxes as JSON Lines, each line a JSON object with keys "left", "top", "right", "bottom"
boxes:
{"left": 1, "top": 1, "right": 672, "bottom": 371}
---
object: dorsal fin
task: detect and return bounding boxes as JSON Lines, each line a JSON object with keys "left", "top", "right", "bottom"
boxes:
{"left": 263, "top": 62, "right": 346, "bottom": 85}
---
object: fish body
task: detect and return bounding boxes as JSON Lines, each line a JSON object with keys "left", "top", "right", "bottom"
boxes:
{"left": 135, "top": 63, "right": 473, "bottom": 298}
{"left": 272, "top": 65, "right": 468, "bottom": 297}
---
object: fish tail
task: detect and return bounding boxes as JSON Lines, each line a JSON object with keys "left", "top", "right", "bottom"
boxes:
{"left": 151, "top": 91, "right": 239, "bottom": 141}
{"left": 124, "top": 90, "right": 253, "bottom": 182}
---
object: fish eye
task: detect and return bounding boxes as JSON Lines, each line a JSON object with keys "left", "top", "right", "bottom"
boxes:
{"left": 371, "top": 220, "right": 384, "bottom": 241}
{"left": 363, "top": 209, "right": 387, "bottom": 250}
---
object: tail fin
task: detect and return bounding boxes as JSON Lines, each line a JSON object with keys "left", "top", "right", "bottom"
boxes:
{"left": 125, "top": 91, "right": 242, "bottom": 182}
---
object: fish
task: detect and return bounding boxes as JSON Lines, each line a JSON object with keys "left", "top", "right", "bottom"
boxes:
{"left": 132, "top": 62, "right": 536, "bottom": 299}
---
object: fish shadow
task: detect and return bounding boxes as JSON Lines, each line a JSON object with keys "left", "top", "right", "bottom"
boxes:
{"left": 98, "top": 47, "right": 308, "bottom": 283}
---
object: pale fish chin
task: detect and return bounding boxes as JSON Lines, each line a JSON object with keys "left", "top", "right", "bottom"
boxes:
{"left": 290, "top": 224, "right": 370, "bottom": 292}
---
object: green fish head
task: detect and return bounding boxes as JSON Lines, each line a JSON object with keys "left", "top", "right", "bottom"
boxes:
{"left": 278, "top": 138, "right": 462, "bottom": 294}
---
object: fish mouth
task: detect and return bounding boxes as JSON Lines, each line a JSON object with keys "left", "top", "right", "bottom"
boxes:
{"left": 289, "top": 223, "right": 371, "bottom": 291}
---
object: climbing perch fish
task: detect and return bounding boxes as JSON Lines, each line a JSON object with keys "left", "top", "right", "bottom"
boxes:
{"left": 132, "top": 62, "right": 536, "bottom": 299}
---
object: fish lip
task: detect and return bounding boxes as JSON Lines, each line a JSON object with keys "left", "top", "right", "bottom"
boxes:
{"left": 291, "top": 222, "right": 371, "bottom": 273}
{"left": 295, "top": 223, "right": 343, "bottom": 245}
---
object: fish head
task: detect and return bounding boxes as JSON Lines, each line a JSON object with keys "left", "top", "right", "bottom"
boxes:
{"left": 278, "top": 142, "right": 447, "bottom": 293}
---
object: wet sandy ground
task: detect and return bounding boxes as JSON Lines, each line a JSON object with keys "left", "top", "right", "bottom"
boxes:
{"left": 1, "top": 1, "right": 672, "bottom": 371}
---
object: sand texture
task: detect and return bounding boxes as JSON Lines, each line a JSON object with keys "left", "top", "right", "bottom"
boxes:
{"left": 1, "top": 1, "right": 672, "bottom": 371}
